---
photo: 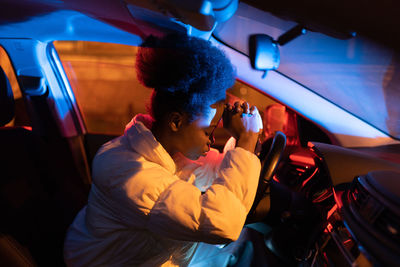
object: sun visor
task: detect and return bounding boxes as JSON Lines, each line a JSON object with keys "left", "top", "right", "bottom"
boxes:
{"left": 125, "top": 0, "right": 238, "bottom": 37}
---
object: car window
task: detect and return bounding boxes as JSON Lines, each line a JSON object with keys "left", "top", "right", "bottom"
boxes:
{"left": 0, "top": 45, "right": 31, "bottom": 127}
{"left": 53, "top": 41, "right": 150, "bottom": 135}
{"left": 54, "top": 41, "right": 300, "bottom": 145}
{"left": 214, "top": 3, "right": 400, "bottom": 139}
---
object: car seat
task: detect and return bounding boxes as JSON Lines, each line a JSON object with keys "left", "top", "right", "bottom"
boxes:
{"left": 0, "top": 66, "right": 87, "bottom": 266}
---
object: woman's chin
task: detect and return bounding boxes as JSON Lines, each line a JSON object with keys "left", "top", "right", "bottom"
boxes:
{"left": 183, "top": 147, "right": 210, "bottom": 160}
{"left": 190, "top": 154, "right": 202, "bottom": 160}
{"left": 186, "top": 152, "right": 204, "bottom": 160}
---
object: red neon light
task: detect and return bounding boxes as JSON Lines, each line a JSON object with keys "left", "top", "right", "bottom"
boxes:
{"left": 333, "top": 188, "right": 344, "bottom": 209}
{"left": 289, "top": 154, "right": 315, "bottom": 166}
{"left": 323, "top": 251, "right": 329, "bottom": 262}
{"left": 326, "top": 223, "right": 333, "bottom": 232}
{"left": 272, "top": 175, "right": 280, "bottom": 182}
{"left": 313, "top": 190, "right": 333, "bottom": 203}
{"left": 343, "top": 239, "right": 352, "bottom": 246}
{"left": 301, "top": 167, "right": 318, "bottom": 187}
{"left": 326, "top": 204, "right": 338, "bottom": 219}
{"left": 296, "top": 167, "right": 306, "bottom": 173}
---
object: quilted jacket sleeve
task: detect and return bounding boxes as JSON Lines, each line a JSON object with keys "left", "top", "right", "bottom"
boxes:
{"left": 147, "top": 147, "right": 260, "bottom": 244}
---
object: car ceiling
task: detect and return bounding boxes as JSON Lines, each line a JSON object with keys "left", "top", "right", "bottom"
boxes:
{"left": 0, "top": 0, "right": 166, "bottom": 38}
{"left": 242, "top": 0, "right": 400, "bottom": 52}
{"left": 1, "top": 0, "right": 400, "bottom": 51}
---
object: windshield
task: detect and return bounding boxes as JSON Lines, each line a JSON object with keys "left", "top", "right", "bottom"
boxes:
{"left": 214, "top": 3, "right": 400, "bottom": 139}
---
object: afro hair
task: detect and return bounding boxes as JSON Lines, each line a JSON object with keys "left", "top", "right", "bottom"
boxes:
{"left": 136, "top": 33, "right": 235, "bottom": 121}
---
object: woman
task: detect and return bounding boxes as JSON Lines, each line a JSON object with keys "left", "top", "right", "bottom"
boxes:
{"left": 64, "top": 33, "right": 263, "bottom": 266}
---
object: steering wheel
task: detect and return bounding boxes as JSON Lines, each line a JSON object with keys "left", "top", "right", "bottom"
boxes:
{"left": 246, "top": 131, "right": 287, "bottom": 223}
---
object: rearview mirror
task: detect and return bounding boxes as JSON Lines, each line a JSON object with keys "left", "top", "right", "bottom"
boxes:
{"left": 249, "top": 34, "right": 280, "bottom": 71}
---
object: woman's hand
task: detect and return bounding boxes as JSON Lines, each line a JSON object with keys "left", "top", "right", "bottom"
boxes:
{"left": 223, "top": 102, "right": 263, "bottom": 153}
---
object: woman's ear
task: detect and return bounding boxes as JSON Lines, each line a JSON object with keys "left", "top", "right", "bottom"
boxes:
{"left": 168, "top": 112, "right": 184, "bottom": 132}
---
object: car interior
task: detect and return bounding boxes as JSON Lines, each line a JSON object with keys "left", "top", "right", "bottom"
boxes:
{"left": 1, "top": 0, "right": 400, "bottom": 266}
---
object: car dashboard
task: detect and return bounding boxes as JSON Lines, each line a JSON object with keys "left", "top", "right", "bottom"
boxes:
{"left": 266, "top": 141, "right": 400, "bottom": 266}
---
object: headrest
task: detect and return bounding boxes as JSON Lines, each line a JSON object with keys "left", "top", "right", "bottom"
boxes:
{"left": 0, "top": 66, "right": 15, "bottom": 126}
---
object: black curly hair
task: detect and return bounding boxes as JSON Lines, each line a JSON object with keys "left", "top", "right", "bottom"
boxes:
{"left": 136, "top": 33, "right": 235, "bottom": 122}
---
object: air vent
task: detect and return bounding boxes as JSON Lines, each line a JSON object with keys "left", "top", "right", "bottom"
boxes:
{"left": 349, "top": 174, "right": 400, "bottom": 247}
{"left": 374, "top": 210, "right": 400, "bottom": 245}
{"left": 342, "top": 172, "right": 400, "bottom": 266}
{"left": 351, "top": 180, "right": 384, "bottom": 224}
{"left": 351, "top": 181, "right": 369, "bottom": 208}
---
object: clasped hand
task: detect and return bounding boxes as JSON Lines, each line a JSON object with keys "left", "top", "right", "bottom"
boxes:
{"left": 223, "top": 101, "right": 263, "bottom": 145}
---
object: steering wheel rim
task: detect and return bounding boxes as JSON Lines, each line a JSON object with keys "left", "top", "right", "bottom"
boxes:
{"left": 246, "top": 131, "right": 287, "bottom": 223}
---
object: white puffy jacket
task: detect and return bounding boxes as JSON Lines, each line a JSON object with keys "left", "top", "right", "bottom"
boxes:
{"left": 64, "top": 115, "right": 261, "bottom": 266}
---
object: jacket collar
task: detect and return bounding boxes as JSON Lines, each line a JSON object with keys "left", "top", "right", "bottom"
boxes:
{"left": 124, "top": 114, "right": 176, "bottom": 174}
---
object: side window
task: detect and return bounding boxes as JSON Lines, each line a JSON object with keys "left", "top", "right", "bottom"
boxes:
{"left": 53, "top": 41, "right": 151, "bottom": 136}
{"left": 54, "top": 41, "right": 323, "bottom": 148}
{"left": 227, "top": 80, "right": 277, "bottom": 114}
{"left": 0, "top": 45, "right": 31, "bottom": 127}
{"left": 227, "top": 81, "right": 331, "bottom": 147}
{"left": 220, "top": 80, "right": 280, "bottom": 146}
{"left": 54, "top": 41, "right": 283, "bottom": 138}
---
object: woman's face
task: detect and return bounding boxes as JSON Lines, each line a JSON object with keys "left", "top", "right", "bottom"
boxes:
{"left": 175, "top": 102, "right": 224, "bottom": 160}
